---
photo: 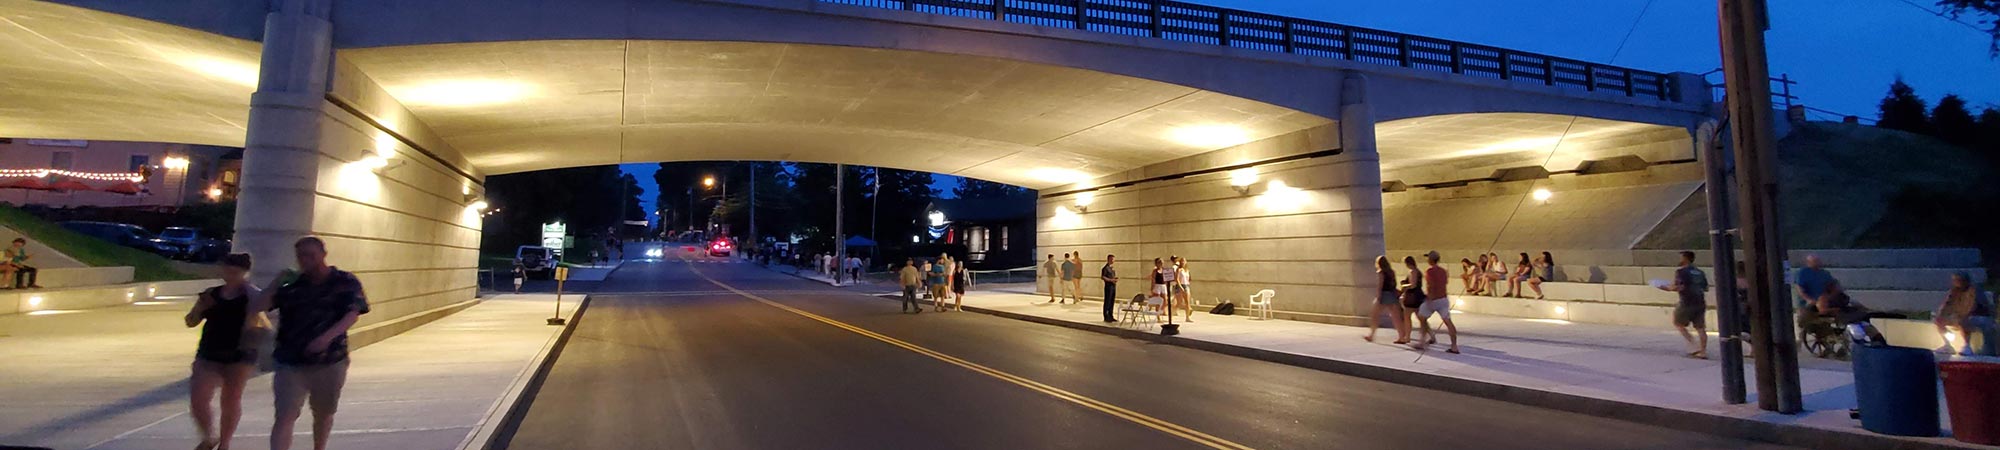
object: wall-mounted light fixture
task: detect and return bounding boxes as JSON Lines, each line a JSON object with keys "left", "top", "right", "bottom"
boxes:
{"left": 360, "top": 149, "right": 405, "bottom": 175}
{"left": 1531, "top": 188, "right": 1554, "bottom": 204}
{"left": 1072, "top": 192, "right": 1095, "bottom": 213}
{"left": 161, "top": 156, "right": 191, "bottom": 171}
{"left": 1229, "top": 169, "right": 1259, "bottom": 195}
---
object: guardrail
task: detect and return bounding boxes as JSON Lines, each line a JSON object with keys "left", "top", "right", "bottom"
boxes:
{"left": 822, "top": 0, "right": 1678, "bottom": 101}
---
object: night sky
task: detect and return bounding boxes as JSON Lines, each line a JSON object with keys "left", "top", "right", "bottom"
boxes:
{"left": 626, "top": 0, "right": 1997, "bottom": 220}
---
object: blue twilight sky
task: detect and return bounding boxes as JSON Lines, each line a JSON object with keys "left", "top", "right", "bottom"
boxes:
{"left": 626, "top": 0, "right": 1999, "bottom": 219}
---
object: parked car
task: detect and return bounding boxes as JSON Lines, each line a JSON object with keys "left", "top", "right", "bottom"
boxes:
{"left": 60, "top": 221, "right": 178, "bottom": 258}
{"left": 158, "top": 227, "right": 230, "bottom": 262}
{"left": 516, "top": 246, "right": 557, "bottom": 279}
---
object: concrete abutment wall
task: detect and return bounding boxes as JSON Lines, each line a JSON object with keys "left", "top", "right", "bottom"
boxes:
{"left": 1033, "top": 72, "right": 1385, "bottom": 325}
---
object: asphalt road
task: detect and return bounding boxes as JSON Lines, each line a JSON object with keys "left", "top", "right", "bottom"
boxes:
{"left": 499, "top": 254, "right": 1796, "bottom": 450}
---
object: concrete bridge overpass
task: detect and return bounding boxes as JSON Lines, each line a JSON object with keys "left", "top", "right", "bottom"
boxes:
{"left": 0, "top": 0, "right": 1714, "bottom": 326}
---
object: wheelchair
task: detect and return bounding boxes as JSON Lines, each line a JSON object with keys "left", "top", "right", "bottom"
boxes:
{"left": 1799, "top": 309, "right": 1905, "bottom": 361}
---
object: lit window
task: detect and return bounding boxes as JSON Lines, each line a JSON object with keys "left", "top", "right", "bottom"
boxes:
{"left": 129, "top": 155, "right": 150, "bottom": 172}
{"left": 966, "top": 227, "right": 990, "bottom": 254}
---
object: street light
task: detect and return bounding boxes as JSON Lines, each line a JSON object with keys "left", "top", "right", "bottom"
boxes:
{"left": 703, "top": 176, "right": 715, "bottom": 188}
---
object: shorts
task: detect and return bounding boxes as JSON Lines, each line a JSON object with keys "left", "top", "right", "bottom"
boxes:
{"left": 1168, "top": 284, "right": 1186, "bottom": 295}
{"left": 1673, "top": 304, "right": 1706, "bottom": 328}
{"left": 1417, "top": 298, "right": 1451, "bottom": 320}
{"left": 1376, "top": 291, "right": 1399, "bottom": 306}
{"left": 275, "top": 360, "right": 349, "bottom": 416}
{"left": 1152, "top": 284, "right": 1168, "bottom": 296}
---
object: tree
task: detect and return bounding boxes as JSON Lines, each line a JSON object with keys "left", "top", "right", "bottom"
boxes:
{"left": 1876, "top": 78, "right": 1932, "bottom": 135}
{"left": 1937, "top": 0, "right": 2000, "bottom": 57}
{"left": 1979, "top": 107, "right": 2000, "bottom": 150}
{"left": 951, "top": 177, "right": 1032, "bottom": 200}
{"left": 1933, "top": 94, "right": 1980, "bottom": 147}
{"left": 483, "top": 165, "right": 642, "bottom": 257}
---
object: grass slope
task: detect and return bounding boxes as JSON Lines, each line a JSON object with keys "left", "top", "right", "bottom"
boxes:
{"left": 1637, "top": 121, "right": 1990, "bottom": 250}
{"left": 0, "top": 205, "right": 193, "bottom": 282}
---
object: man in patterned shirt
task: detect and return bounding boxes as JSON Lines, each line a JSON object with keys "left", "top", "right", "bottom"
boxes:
{"left": 251, "top": 236, "right": 369, "bottom": 450}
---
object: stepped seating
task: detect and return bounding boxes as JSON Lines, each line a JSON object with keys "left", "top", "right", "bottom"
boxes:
{"left": 1395, "top": 248, "right": 1980, "bottom": 326}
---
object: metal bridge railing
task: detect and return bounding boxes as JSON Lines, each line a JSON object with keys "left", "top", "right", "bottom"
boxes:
{"left": 821, "top": 0, "right": 1678, "bottom": 101}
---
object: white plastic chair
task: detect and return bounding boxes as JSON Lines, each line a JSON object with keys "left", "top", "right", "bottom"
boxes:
{"left": 1247, "top": 289, "right": 1276, "bottom": 320}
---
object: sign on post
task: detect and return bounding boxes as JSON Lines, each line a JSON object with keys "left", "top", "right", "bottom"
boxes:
{"left": 541, "top": 222, "right": 568, "bottom": 259}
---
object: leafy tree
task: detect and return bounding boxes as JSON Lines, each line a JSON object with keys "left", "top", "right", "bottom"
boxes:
{"left": 1876, "top": 78, "right": 1932, "bottom": 135}
{"left": 1933, "top": 94, "right": 1980, "bottom": 147}
{"left": 1937, "top": 0, "right": 1999, "bottom": 57}
{"left": 1979, "top": 107, "right": 2000, "bottom": 151}
{"left": 483, "top": 165, "right": 643, "bottom": 256}
{"left": 951, "top": 177, "right": 1032, "bottom": 200}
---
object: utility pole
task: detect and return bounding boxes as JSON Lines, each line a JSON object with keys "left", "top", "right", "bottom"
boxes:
{"left": 616, "top": 172, "right": 629, "bottom": 239}
{"left": 1701, "top": 119, "right": 1747, "bottom": 405}
{"left": 834, "top": 163, "right": 846, "bottom": 285}
{"left": 870, "top": 168, "right": 880, "bottom": 263}
{"left": 1717, "top": 0, "right": 1801, "bottom": 413}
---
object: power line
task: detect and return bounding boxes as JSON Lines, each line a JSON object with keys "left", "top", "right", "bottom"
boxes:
{"left": 1606, "top": 0, "right": 1659, "bottom": 63}
{"left": 1885, "top": 0, "right": 1994, "bottom": 34}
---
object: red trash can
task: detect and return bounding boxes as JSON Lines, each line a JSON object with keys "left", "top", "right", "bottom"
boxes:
{"left": 1940, "top": 360, "right": 2000, "bottom": 445}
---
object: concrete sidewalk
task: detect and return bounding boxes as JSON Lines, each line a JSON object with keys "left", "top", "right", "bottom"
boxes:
{"left": 0, "top": 293, "right": 578, "bottom": 450}
{"left": 924, "top": 284, "right": 1988, "bottom": 450}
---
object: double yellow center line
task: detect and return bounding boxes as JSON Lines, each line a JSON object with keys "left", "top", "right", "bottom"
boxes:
{"left": 683, "top": 260, "right": 1253, "bottom": 450}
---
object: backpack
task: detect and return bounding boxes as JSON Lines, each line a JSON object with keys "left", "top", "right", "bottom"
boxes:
{"left": 1209, "top": 301, "right": 1236, "bottom": 315}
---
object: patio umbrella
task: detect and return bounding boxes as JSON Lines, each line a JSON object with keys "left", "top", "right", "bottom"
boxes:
{"left": 101, "top": 180, "right": 144, "bottom": 195}
{"left": 45, "top": 179, "right": 91, "bottom": 192}
{"left": 0, "top": 178, "right": 49, "bottom": 191}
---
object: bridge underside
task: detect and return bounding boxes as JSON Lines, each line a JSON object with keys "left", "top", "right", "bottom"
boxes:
{"left": 0, "top": 1, "right": 1704, "bottom": 325}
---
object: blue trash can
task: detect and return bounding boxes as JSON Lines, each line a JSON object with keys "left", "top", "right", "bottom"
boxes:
{"left": 1852, "top": 343, "right": 1941, "bottom": 437}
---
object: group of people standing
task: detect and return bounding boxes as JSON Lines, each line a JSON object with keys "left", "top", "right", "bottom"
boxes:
{"left": 1459, "top": 251, "right": 1555, "bottom": 299}
{"left": 817, "top": 253, "right": 866, "bottom": 284}
{"left": 1364, "top": 252, "right": 1460, "bottom": 354}
{"left": 1040, "top": 253, "right": 1196, "bottom": 324}
{"left": 182, "top": 236, "right": 369, "bottom": 450}
{"left": 897, "top": 253, "right": 968, "bottom": 313}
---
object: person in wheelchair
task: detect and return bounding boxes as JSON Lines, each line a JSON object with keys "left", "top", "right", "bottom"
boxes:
{"left": 1801, "top": 280, "right": 1907, "bottom": 356}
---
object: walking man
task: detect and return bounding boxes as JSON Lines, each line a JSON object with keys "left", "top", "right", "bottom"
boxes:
{"left": 1059, "top": 253, "right": 1079, "bottom": 304}
{"left": 1100, "top": 254, "right": 1118, "bottom": 322}
{"left": 251, "top": 236, "right": 368, "bottom": 450}
{"left": 899, "top": 259, "right": 923, "bottom": 313}
{"left": 1042, "top": 254, "right": 1059, "bottom": 303}
{"left": 1661, "top": 250, "right": 1710, "bottom": 359}
{"left": 1416, "top": 252, "right": 1460, "bottom": 354}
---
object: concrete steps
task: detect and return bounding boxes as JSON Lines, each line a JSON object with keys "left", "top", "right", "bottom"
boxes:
{"left": 3, "top": 278, "right": 219, "bottom": 315}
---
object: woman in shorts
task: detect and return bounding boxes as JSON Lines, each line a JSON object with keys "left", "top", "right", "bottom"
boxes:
{"left": 1505, "top": 253, "right": 1532, "bottom": 298}
{"left": 184, "top": 253, "right": 261, "bottom": 450}
{"left": 1364, "top": 256, "right": 1403, "bottom": 343}
{"left": 949, "top": 260, "right": 968, "bottom": 311}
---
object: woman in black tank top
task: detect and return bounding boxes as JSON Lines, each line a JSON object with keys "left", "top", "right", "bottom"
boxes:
{"left": 183, "top": 253, "right": 261, "bottom": 450}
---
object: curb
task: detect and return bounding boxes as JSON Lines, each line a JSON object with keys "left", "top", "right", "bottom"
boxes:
{"left": 877, "top": 293, "right": 1984, "bottom": 450}
{"left": 473, "top": 294, "right": 594, "bottom": 450}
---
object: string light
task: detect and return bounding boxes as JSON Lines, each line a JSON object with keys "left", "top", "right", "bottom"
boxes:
{"left": 0, "top": 168, "right": 145, "bottom": 182}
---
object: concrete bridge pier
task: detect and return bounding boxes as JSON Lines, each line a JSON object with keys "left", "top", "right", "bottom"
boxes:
{"left": 1337, "top": 71, "right": 1389, "bottom": 323}
{"left": 234, "top": 0, "right": 334, "bottom": 283}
